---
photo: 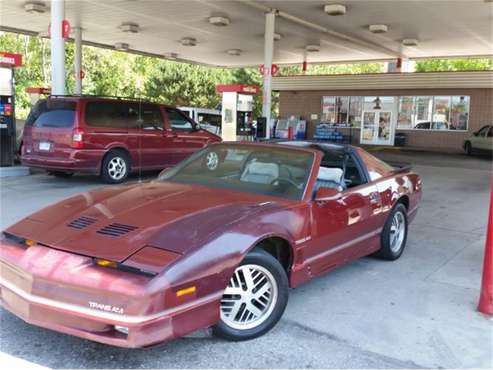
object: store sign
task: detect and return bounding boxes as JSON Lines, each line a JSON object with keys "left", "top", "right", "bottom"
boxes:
{"left": 48, "top": 20, "right": 71, "bottom": 39}
{"left": 0, "top": 52, "right": 22, "bottom": 67}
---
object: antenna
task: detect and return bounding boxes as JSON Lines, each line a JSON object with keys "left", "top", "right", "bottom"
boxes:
{"left": 138, "top": 98, "right": 143, "bottom": 183}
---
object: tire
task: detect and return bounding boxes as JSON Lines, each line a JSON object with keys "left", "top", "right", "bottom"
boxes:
{"left": 212, "top": 249, "right": 289, "bottom": 341}
{"left": 100, "top": 150, "right": 130, "bottom": 184}
{"left": 464, "top": 141, "right": 473, "bottom": 156}
{"left": 49, "top": 171, "right": 74, "bottom": 178}
{"left": 375, "top": 203, "right": 408, "bottom": 260}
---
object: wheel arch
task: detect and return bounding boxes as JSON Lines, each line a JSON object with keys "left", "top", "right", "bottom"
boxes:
{"left": 250, "top": 235, "right": 294, "bottom": 274}
{"left": 396, "top": 194, "right": 410, "bottom": 210}
{"left": 100, "top": 146, "right": 132, "bottom": 172}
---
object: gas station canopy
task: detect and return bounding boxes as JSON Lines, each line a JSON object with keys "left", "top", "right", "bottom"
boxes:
{"left": 1, "top": 0, "right": 492, "bottom": 67}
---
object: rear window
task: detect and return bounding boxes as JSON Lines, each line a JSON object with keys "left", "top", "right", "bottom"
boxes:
{"left": 85, "top": 101, "right": 139, "bottom": 128}
{"left": 26, "top": 99, "right": 76, "bottom": 128}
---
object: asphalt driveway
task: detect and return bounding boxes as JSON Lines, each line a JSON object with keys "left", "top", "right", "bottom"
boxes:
{"left": 0, "top": 150, "right": 492, "bottom": 369}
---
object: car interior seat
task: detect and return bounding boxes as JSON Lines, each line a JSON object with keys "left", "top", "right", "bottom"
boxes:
{"left": 240, "top": 160, "right": 279, "bottom": 185}
{"left": 315, "top": 167, "right": 344, "bottom": 192}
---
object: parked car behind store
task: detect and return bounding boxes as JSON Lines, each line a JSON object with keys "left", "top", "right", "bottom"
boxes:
{"left": 21, "top": 96, "right": 221, "bottom": 183}
{"left": 463, "top": 124, "right": 492, "bottom": 155}
{"left": 179, "top": 106, "right": 222, "bottom": 135}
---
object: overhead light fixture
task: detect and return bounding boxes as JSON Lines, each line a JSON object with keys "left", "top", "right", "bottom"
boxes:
{"left": 120, "top": 22, "right": 140, "bottom": 33}
{"left": 114, "top": 42, "right": 129, "bottom": 51}
{"left": 208, "top": 16, "right": 230, "bottom": 26}
{"left": 274, "top": 33, "right": 282, "bottom": 41}
{"left": 369, "top": 24, "right": 389, "bottom": 34}
{"left": 324, "top": 4, "right": 347, "bottom": 16}
{"left": 181, "top": 37, "right": 197, "bottom": 46}
{"left": 24, "top": 1, "right": 47, "bottom": 14}
{"left": 164, "top": 52, "right": 178, "bottom": 60}
{"left": 305, "top": 44, "right": 320, "bottom": 52}
{"left": 226, "top": 49, "right": 242, "bottom": 56}
{"left": 402, "top": 38, "right": 419, "bottom": 47}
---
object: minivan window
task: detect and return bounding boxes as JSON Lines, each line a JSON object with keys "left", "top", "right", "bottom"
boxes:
{"left": 141, "top": 104, "right": 164, "bottom": 130}
{"left": 198, "top": 113, "right": 221, "bottom": 128}
{"left": 85, "top": 101, "right": 140, "bottom": 129}
{"left": 166, "top": 108, "right": 195, "bottom": 131}
{"left": 27, "top": 99, "right": 76, "bottom": 128}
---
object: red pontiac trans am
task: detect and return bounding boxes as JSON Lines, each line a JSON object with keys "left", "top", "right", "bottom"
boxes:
{"left": 0, "top": 142, "right": 422, "bottom": 348}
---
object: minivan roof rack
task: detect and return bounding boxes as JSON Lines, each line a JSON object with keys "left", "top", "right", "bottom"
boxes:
{"left": 48, "top": 94, "right": 155, "bottom": 102}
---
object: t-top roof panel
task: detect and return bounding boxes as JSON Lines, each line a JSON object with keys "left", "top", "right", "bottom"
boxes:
{"left": 1, "top": 0, "right": 492, "bottom": 67}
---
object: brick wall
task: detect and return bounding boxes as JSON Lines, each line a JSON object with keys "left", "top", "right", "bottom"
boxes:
{"left": 278, "top": 88, "right": 493, "bottom": 152}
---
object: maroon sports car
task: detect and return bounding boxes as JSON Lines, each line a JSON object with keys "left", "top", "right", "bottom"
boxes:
{"left": 0, "top": 142, "right": 421, "bottom": 347}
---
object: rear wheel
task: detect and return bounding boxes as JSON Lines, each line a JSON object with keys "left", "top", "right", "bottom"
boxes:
{"left": 101, "top": 150, "right": 130, "bottom": 184}
{"left": 464, "top": 141, "right": 473, "bottom": 155}
{"left": 213, "top": 249, "right": 288, "bottom": 341}
{"left": 375, "top": 203, "right": 408, "bottom": 260}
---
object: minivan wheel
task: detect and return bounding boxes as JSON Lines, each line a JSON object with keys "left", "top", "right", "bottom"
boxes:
{"left": 212, "top": 249, "right": 288, "bottom": 341}
{"left": 101, "top": 151, "right": 130, "bottom": 184}
{"left": 464, "top": 141, "right": 473, "bottom": 155}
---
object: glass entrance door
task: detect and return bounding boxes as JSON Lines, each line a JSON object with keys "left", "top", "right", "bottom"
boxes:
{"left": 360, "top": 110, "right": 394, "bottom": 145}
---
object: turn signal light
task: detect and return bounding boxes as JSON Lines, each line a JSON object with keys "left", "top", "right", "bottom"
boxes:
{"left": 24, "top": 239, "right": 35, "bottom": 247}
{"left": 94, "top": 259, "right": 117, "bottom": 268}
{"left": 176, "top": 286, "right": 196, "bottom": 297}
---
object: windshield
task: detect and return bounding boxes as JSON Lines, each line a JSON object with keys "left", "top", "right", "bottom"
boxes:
{"left": 158, "top": 144, "right": 314, "bottom": 200}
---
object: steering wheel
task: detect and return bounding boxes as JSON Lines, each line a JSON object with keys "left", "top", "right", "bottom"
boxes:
{"left": 270, "top": 177, "right": 300, "bottom": 188}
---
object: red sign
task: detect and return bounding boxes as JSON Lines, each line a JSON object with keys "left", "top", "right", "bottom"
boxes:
{"left": 215, "top": 84, "right": 260, "bottom": 95}
{"left": 0, "top": 52, "right": 23, "bottom": 67}
{"left": 48, "top": 20, "right": 71, "bottom": 39}
{"left": 25, "top": 87, "right": 51, "bottom": 95}
{"left": 259, "top": 64, "right": 279, "bottom": 76}
{"left": 75, "top": 70, "right": 85, "bottom": 80}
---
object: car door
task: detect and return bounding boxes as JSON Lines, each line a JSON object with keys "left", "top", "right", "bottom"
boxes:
{"left": 306, "top": 152, "right": 383, "bottom": 276}
{"left": 164, "top": 107, "right": 209, "bottom": 163}
{"left": 136, "top": 103, "right": 174, "bottom": 169}
{"left": 477, "top": 126, "right": 492, "bottom": 150}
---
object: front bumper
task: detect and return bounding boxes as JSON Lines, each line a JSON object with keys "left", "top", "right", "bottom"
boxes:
{"left": 0, "top": 242, "right": 221, "bottom": 348}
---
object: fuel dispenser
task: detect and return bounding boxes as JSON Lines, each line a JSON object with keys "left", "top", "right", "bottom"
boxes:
{"left": 216, "top": 84, "right": 260, "bottom": 141}
{"left": 0, "top": 52, "right": 22, "bottom": 167}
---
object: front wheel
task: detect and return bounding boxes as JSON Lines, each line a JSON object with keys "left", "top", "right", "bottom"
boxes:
{"left": 212, "top": 249, "right": 288, "bottom": 341}
{"left": 464, "top": 141, "right": 473, "bottom": 155}
{"left": 375, "top": 203, "right": 408, "bottom": 260}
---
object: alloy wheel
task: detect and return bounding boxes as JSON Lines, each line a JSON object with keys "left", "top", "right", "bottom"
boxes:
{"left": 205, "top": 152, "right": 219, "bottom": 170}
{"left": 220, "top": 264, "right": 278, "bottom": 330}
{"left": 108, "top": 157, "right": 127, "bottom": 181}
{"left": 389, "top": 210, "right": 406, "bottom": 253}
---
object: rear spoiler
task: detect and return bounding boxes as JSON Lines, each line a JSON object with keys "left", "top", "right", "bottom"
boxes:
{"left": 387, "top": 162, "right": 413, "bottom": 174}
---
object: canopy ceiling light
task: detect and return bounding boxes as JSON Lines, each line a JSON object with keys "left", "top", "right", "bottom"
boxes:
{"left": 369, "top": 24, "right": 389, "bottom": 34}
{"left": 24, "top": 1, "right": 47, "bottom": 14}
{"left": 402, "top": 38, "right": 419, "bottom": 47}
{"left": 324, "top": 4, "right": 347, "bottom": 16}
{"left": 208, "top": 16, "right": 230, "bottom": 26}
{"left": 274, "top": 32, "right": 282, "bottom": 41}
{"left": 305, "top": 44, "right": 321, "bottom": 52}
{"left": 120, "top": 22, "right": 140, "bottom": 33}
{"left": 181, "top": 37, "right": 197, "bottom": 46}
{"left": 226, "top": 49, "right": 242, "bottom": 56}
{"left": 114, "top": 42, "right": 130, "bottom": 51}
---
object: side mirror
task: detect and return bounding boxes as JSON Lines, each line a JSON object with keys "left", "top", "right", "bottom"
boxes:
{"left": 314, "top": 187, "right": 341, "bottom": 201}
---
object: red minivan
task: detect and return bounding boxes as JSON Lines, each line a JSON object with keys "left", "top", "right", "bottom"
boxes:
{"left": 21, "top": 96, "right": 221, "bottom": 183}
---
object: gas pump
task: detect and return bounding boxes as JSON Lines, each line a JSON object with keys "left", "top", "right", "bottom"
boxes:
{"left": 216, "top": 84, "right": 260, "bottom": 141}
{"left": 0, "top": 52, "right": 22, "bottom": 167}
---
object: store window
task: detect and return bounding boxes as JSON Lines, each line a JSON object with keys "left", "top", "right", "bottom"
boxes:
{"left": 396, "top": 95, "right": 469, "bottom": 131}
{"left": 348, "top": 97, "right": 363, "bottom": 127}
{"left": 322, "top": 96, "right": 362, "bottom": 127}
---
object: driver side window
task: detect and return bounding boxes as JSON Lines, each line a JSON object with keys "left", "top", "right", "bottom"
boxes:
{"left": 166, "top": 108, "right": 196, "bottom": 131}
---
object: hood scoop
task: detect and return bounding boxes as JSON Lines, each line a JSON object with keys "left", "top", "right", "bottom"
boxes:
{"left": 67, "top": 216, "right": 97, "bottom": 230}
{"left": 96, "top": 223, "right": 138, "bottom": 237}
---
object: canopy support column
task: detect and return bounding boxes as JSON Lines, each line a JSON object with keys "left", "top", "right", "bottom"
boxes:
{"left": 74, "top": 27, "right": 82, "bottom": 95}
{"left": 262, "top": 10, "right": 276, "bottom": 139}
{"left": 50, "top": 0, "right": 65, "bottom": 95}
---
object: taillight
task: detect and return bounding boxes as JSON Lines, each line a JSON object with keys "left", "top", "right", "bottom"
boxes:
{"left": 71, "top": 129, "right": 84, "bottom": 149}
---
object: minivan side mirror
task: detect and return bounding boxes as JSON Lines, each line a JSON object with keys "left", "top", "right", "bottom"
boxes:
{"left": 314, "top": 187, "right": 341, "bottom": 201}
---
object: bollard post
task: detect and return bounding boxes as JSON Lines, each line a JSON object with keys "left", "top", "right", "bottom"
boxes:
{"left": 478, "top": 182, "right": 493, "bottom": 315}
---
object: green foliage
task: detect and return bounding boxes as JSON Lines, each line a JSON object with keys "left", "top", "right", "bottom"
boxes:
{"left": 1, "top": 31, "right": 491, "bottom": 120}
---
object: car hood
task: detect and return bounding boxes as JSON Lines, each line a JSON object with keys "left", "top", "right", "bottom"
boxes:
{"left": 5, "top": 181, "right": 283, "bottom": 262}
